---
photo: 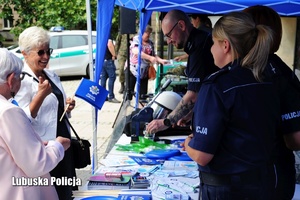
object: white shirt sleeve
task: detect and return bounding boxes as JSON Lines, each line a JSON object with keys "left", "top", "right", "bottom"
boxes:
{"left": 46, "top": 140, "right": 65, "bottom": 161}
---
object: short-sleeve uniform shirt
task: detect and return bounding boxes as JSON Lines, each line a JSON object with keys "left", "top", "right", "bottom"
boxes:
{"left": 268, "top": 54, "right": 300, "bottom": 134}
{"left": 266, "top": 54, "right": 300, "bottom": 170}
{"left": 189, "top": 61, "right": 281, "bottom": 174}
{"left": 184, "top": 28, "right": 218, "bottom": 92}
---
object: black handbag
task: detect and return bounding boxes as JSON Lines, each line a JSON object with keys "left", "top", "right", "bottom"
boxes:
{"left": 65, "top": 117, "right": 91, "bottom": 169}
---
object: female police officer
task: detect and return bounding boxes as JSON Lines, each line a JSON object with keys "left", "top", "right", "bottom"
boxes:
{"left": 244, "top": 5, "right": 300, "bottom": 199}
{"left": 184, "top": 12, "right": 279, "bottom": 200}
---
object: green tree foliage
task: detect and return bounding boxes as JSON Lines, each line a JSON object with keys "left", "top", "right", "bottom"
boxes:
{"left": 0, "top": 0, "right": 120, "bottom": 39}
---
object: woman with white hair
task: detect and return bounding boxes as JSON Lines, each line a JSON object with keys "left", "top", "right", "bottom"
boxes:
{"left": 0, "top": 48, "right": 70, "bottom": 200}
{"left": 14, "top": 26, "right": 77, "bottom": 200}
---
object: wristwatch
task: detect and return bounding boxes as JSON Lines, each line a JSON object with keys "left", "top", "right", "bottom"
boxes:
{"left": 163, "top": 118, "right": 172, "bottom": 127}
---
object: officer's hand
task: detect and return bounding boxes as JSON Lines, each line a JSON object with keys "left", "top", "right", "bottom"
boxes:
{"left": 181, "top": 134, "right": 193, "bottom": 151}
{"left": 177, "top": 118, "right": 188, "bottom": 127}
{"left": 146, "top": 119, "right": 168, "bottom": 134}
{"left": 173, "top": 56, "right": 182, "bottom": 62}
{"left": 174, "top": 54, "right": 188, "bottom": 61}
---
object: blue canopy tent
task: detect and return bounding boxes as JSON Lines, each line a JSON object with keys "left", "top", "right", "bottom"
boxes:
{"left": 91, "top": 0, "right": 300, "bottom": 171}
{"left": 97, "top": 0, "right": 300, "bottom": 109}
{"left": 114, "top": 0, "right": 300, "bottom": 15}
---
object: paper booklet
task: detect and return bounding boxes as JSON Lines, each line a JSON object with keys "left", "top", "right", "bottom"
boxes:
{"left": 162, "top": 161, "right": 198, "bottom": 171}
{"left": 117, "top": 189, "right": 152, "bottom": 200}
{"left": 100, "top": 156, "right": 138, "bottom": 167}
{"left": 87, "top": 180, "right": 130, "bottom": 190}
{"left": 90, "top": 166, "right": 138, "bottom": 183}
{"left": 129, "top": 155, "right": 161, "bottom": 165}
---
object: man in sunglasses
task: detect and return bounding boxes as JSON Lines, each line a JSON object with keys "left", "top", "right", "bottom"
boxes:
{"left": 146, "top": 9, "right": 218, "bottom": 134}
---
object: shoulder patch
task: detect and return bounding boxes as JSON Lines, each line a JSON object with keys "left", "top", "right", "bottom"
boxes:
{"left": 203, "top": 67, "right": 229, "bottom": 83}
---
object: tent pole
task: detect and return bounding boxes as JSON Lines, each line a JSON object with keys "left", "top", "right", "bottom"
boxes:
{"left": 125, "top": 34, "right": 133, "bottom": 101}
{"left": 85, "top": 0, "right": 97, "bottom": 174}
{"left": 157, "top": 16, "right": 165, "bottom": 94}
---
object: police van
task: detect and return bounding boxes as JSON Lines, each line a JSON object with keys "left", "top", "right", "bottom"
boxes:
{"left": 9, "top": 29, "right": 97, "bottom": 77}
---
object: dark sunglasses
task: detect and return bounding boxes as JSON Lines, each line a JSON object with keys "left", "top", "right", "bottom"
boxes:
{"left": 165, "top": 21, "right": 179, "bottom": 38}
{"left": 37, "top": 48, "right": 53, "bottom": 56}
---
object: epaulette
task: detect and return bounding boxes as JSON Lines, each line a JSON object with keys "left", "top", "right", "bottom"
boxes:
{"left": 265, "top": 62, "right": 281, "bottom": 77}
{"left": 203, "top": 67, "right": 230, "bottom": 83}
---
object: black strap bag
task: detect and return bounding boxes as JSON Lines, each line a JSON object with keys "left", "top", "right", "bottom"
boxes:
{"left": 65, "top": 117, "right": 91, "bottom": 169}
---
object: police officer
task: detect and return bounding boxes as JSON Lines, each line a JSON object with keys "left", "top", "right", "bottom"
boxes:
{"left": 184, "top": 12, "right": 280, "bottom": 200}
{"left": 244, "top": 5, "right": 300, "bottom": 199}
{"left": 146, "top": 9, "right": 218, "bottom": 134}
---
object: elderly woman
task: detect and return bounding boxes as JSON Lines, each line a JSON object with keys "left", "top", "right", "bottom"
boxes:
{"left": 0, "top": 48, "right": 70, "bottom": 200}
{"left": 14, "top": 26, "right": 76, "bottom": 200}
{"left": 126, "top": 25, "right": 167, "bottom": 99}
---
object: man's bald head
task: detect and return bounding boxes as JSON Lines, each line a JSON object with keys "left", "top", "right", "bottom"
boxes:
{"left": 162, "top": 9, "right": 193, "bottom": 49}
{"left": 162, "top": 9, "right": 191, "bottom": 28}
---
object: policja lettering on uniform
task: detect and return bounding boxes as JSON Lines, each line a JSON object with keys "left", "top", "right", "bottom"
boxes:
{"left": 188, "top": 78, "right": 201, "bottom": 83}
{"left": 196, "top": 126, "right": 208, "bottom": 135}
{"left": 281, "top": 110, "right": 300, "bottom": 121}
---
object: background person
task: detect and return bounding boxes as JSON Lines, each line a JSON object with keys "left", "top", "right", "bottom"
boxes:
{"left": 101, "top": 33, "right": 120, "bottom": 103}
{"left": 115, "top": 33, "right": 134, "bottom": 94}
{"left": 174, "top": 14, "right": 212, "bottom": 62}
{"left": 115, "top": 33, "right": 127, "bottom": 94}
{"left": 184, "top": 11, "right": 279, "bottom": 199}
{"left": 0, "top": 48, "right": 70, "bottom": 200}
{"left": 125, "top": 25, "right": 167, "bottom": 99}
{"left": 190, "top": 14, "right": 212, "bottom": 32}
{"left": 14, "top": 26, "right": 76, "bottom": 200}
{"left": 146, "top": 9, "right": 218, "bottom": 134}
{"left": 244, "top": 5, "right": 300, "bottom": 199}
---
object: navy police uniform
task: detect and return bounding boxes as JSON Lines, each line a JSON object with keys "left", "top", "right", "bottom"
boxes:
{"left": 184, "top": 28, "right": 218, "bottom": 92}
{"left": 267, "top": 54, "right": 300, "bottom": 200}
{"left": 189, "top": 60, "right": 280, "bottom": 200}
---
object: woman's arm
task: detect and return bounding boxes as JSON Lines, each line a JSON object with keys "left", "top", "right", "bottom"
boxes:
{"left": 184, "top": 136, "right": 214, "bottom": 166}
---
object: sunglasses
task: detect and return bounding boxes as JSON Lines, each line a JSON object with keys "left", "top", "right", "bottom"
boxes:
{"left": 36, "top": 48, "right": 53, "bottom": 56}
{"left": 165, "top": 21, "right": 179, "bottom": 38}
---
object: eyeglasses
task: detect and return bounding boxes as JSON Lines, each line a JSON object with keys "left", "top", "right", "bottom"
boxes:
{"left": 165, "top": 21, "right": 179, "bottom": 38}
{"left": 36, "top": 48, "right": 53, "bottom": 56}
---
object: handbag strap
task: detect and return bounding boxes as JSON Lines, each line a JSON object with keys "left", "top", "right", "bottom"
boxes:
{"left": 57, "top": 100, "right": 85, "bottom": 148}
{"left": 64, "top": 116, "right": 85, "bottom": 148}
